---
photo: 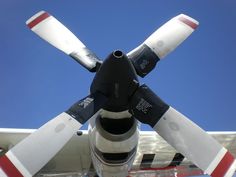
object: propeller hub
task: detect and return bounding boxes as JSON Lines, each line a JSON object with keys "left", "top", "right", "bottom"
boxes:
{"left": 91, "top": 50, "right": 139, "bottom": 112}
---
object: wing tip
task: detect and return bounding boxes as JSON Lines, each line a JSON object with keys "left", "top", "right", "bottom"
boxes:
{"left": 176, "top": 14, "right": 199, "bottom": 30}
{"left": 26, "top": 10, "right": 50, "bottom": 29}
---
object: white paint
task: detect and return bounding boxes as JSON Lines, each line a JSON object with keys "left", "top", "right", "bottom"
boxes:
{"left": 7, "top": 112, "right": 82, "bottom": 176}
{"left": 224, "top": 159, "right": 236, "bottom": 177}
{"left": 143, "top": 14, "right": 198, "bottom": 59}
{"left": 153, "top": 107, "right": 224, "bottom": 172}
{"left": 6, "top": 151, "right": 32, "bottom": 177}
{"left": 0, "top": 168, "right": 8, "bottom": 177}
{"left": 89, "top": 124, "right": 139, "bottom": 153}
{"left": 27, "top": 12, "right": 85, "bottom": 54}
{"left": 0, "top": 128, "right": 36, "bottom": 134}
{"left": 204, "top": 147, "right": 227, "bottom": 175}
{"left": 26, "top": 11, "right": 45, "bottom": 25}
{"left": 179, "top": 14, "right": 199, "bottom": 25}
{"left": 100, "top": 109, "right": 132, "bottom": 119}
{"left": 25, "top": 11, "right": 99, "bottom": 69}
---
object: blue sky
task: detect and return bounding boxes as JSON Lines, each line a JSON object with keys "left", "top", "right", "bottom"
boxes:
{"left": 0, "top": 1, "right": 236, "bottom": 133}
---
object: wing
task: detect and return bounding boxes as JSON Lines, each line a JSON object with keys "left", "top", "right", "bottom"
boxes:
{"left": 129, "top": 131, "right": 236, "bottom": 177}
{"left": 0, "top": 128, "right": 96, "bottom": 176}
{"left": 1, "top": 129, "right": 235, "bottom": 177}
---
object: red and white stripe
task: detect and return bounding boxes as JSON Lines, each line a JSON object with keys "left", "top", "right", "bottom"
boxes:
{"left": 178, "top": 15, "right": 198, "bottom": 30}
{"left": 0, "top": 150, "right": 35, "bottom": 177}
{"left": 0, "top": 112, "right": 82, "bottom": 177}
{"left": 0, "top": 153, "right": 24, "bottom": 177}
{"left": 143, "top": 14, "right": 199, "bottom": 59}
{"left": 26, "top": 10, "right": 86, "bottom": 56}
{"left": 26, "top": 11, "right": 50, "bottom": 29}
{"left": 205, "top": 148, "right": 236, "bottom": 177}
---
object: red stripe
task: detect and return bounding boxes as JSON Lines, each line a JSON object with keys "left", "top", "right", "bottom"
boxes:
{"left": 140, "top": 166, "right": 177, "bottom": 171}
{"left": 0, "top": 155, "right": 23, "bottom": 177}
{"left": 178, "top": 16, "right": 198, "bottom": 29}
{"left": 211, "top": 151, "right": 235, "bottom": 177}
{"left": 27, "top": 12, "right": 50, "bottom": 29}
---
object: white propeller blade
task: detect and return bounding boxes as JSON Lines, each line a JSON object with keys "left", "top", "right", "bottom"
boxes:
{"left": 127, "top": 14, "right": 198, "bottom": 77}
{"left": 26, "top": 11, "right": 101, "bottom": 71}
{"left": 129, "top": 13, "right": 199, "bottom": 59}
{"left": 144, "top": 14, "right": 199, "bottom": 59}
{"left": 154, "top": 107, "right": 236, "bottom": 177}
{"left": 129, "top": 85, "right": 236, "bottom": 177}
{"left": 0, "top": 113, "right": 81, "bottom": 177}
{"left": 0, "top": 92, "right": 107, "bottom": 176}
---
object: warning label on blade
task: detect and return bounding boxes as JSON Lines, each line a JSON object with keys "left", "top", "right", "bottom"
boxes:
{"left": 79, "top": 97, "right": 94, "bottom": 108}
{"left": 135, "top": 98, "right": 152, "bottom": 114}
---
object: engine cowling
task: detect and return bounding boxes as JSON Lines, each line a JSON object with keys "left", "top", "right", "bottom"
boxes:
{"left": 88, "top": 111, "right": 139, "bottom": 177}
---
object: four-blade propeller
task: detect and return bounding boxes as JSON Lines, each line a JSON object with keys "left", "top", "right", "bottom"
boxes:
{"left": 0, "top": 10, "right": 235, "bottom": 177}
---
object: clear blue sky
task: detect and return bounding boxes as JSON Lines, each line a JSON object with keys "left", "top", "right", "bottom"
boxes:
{"left": 0, "top": 1, "right": 236, "bottom": 133}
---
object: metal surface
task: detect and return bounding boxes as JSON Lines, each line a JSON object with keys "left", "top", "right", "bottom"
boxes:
{"left": 1, "top": 129, "right": 236, "bottom": 176}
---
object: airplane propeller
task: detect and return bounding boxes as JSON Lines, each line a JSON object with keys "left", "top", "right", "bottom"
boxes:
{"left": 0, "top": 11, "right": 235, "bottom": 177}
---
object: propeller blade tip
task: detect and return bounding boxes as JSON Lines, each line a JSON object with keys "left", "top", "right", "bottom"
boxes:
{"left": 26, "top": 11, "right": 50, "bottom": 29}
{"left": 177, "top": 14, "right": 199, "bottom": 30}
{"left": 209, "top": 151, "right": 236, "bottom": 177}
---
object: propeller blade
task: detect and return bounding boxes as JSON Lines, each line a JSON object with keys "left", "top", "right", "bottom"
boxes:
{"left": 128, "top": 14, "right": 198, "bottom": 77}
{"left": 0, "top": 92, "right": 107, "bottom": 177}
{"left": 129, "top": 85, "right": 236, "bottom": 177}
{"left": 26, "top": 11, "right": 101, "bottom": 72}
